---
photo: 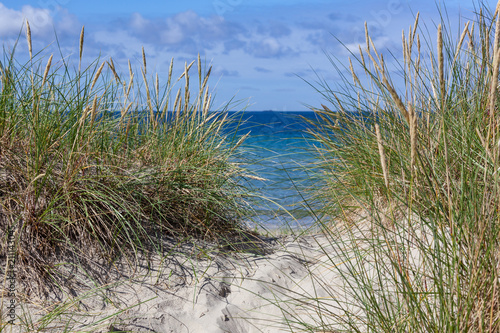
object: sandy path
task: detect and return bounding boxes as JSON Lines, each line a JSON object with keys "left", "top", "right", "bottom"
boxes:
{"left": 6, "top": 233, "right": 356, "bottom": 333}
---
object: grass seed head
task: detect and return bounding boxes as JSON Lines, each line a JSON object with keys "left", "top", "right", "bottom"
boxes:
{"left": 91, "top": 61, "right": 106, "bottom": 90}
{"left": 79, "top": 26, "right": 84, "bottom": 62}
{"left": 41, "top": 54, "right": 53, "bottom": 88}
{"left": 438, "top": 24, "right": 445, "bottom": 106}
{"left": 142, "top": 46, "right": 147, "bottom": 74}
{"left": 108, "top": 58, "right": 120, "bottom": 82}
{"left": 26, "top": 20, "right": 32, "bottom": 60}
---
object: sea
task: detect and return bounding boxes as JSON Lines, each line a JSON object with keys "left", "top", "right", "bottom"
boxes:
{"left": 224, "top": 111, "right": 324, "bottom": 231}
{"left": 125, "top": 109, "right": 326, "bottom": 231}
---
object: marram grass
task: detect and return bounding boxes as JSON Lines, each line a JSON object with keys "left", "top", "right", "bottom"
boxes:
{"left": 0, "top": 23, "right": 252, "bottom": 298}
{"left": 2, "top": 2, "right": 500, "bottom": 331}
{"left": 295, "top": 1, "right": 500, "bottom": 332}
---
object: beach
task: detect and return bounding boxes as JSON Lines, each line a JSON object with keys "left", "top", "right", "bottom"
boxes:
{"left": 7, "top": 232, "right": 351, "bottom": 332}
{"left": 3, "top": 2, "right": 500, "bottom": 331}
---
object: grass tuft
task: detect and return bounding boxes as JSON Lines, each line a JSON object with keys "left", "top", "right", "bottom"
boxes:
{"left": 300, "top": 1, "right": 500, "bottom": 331}
{"left": 0, "top": 28, "right": 252, "bottom": 299}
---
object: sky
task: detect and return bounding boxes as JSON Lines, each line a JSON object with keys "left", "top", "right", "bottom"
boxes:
{"left": 0, "top": 0, "right": 496, "bottom": 111}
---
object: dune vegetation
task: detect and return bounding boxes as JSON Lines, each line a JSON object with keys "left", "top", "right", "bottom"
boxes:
{"left": 1, "top": 0, "right": 500, "bottom": 331}
{"left": 0, "top": 24, "right": 253, "bottom": 299}
{"left": 299, "top": 1, "right": 500, "bottom": 331}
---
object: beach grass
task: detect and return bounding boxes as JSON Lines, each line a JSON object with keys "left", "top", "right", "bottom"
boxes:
{"left": 284, "top": 1, "right": 500, "bottom": 331}
{"left": 0, "top": 21, "right": 254, "bottom": 312}
{"left": 2, "top": 1, "right": 500, "bottom": 331}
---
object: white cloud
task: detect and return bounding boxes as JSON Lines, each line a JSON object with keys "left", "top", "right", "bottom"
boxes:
{"left": 130, "top": 12, "right": 149, "bottom": 31}
{"left": 169, "top": 10, "right": 198, "bottom": 27}
{"left": 261, "top": 38, "right": 280, "bottom": 54}
{"left": 57, "top": 8, "right": 79, "bottom": 33}
{"left": 126, "top": 10, "right": 243, "bottom": 48}
{"left": 160, "top": 24, "right": 185, "bottom": 44}
{"left": 0, "top": 3, "right": 54, "bottom": 37}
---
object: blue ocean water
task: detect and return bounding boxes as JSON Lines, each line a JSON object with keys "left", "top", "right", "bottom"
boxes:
{"left": 226, "top": 111, "right": 324, "bottom": 230}
{"left": 118, "top": 109, "right": 325, "bottom": 230}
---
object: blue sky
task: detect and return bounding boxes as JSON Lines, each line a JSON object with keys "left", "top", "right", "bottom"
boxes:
{"left": 0, "top": 0, "right": 495, "bottom": 110}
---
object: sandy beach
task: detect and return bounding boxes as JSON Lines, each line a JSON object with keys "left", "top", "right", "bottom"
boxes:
{"left": 6, "top": 231, "right": 359, "bottom": 333}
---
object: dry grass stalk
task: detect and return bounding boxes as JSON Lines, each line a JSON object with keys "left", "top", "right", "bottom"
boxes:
{"left": 41, "top": 54, "right": 53, "bottom": 88}
{"left": 437, "top": 24, "right": 445, "bottom": 112}
{"left": 203, "top": 88, "right": 211, "bottom": 114}
{"left": 155, "top": 73, "right": 159, "bottom": 106}
{"left": 358, "top": 45, "right": 365, "bottom": 68}
{"left": 466, "top": 22, "right": 475, "bottom": 51}
{"left": 184, "top": 90, "right": 190, "bottom": 112}
{"left": 375, "top": 123, "right": 389, "bottom": 188}
{"left": 173, "top": 89, "right": 181, "bottom": 117}
{"left": 121, "top": 101, "right": 133, "bottom": 120}
{"left": 452, "top": 22, "right": 470, "bottom": 67}
{"left": 90, "top": 95, "right": 98, "bottom": 127}
{"left": 200, "top": 67, "right": 212, "bottom": 96}
{"left": 438, "top": 26, "right": 453, "bottom": 226}
{"left": 124, "top": 60, "right": 134, "bottom": 100}
{"left": 184, "top": 61, "right": 191, "bottom": 111}
{"left": 178, "top": 60, "right": 195, "bottom": 81}
{"left": 349, "top": 57, "right": 360, "bottom": 86}
{"left": 26, "top": 20, "right": 32, "bottom": 60}
{"left": 197, "top": 54, "right": 202, "bottom": 83}
{"left": 409, "top": 104, "right": 417, "bottom": 168}
{"left": 416, "top": 34, "right": 421, "bottom": 72}
{"left": 402, "top": 13, "right": 419, "bottom": 66}
{"left": 142, "top": 46, "right": 147, "bottom": 74}
{"left": 140, "top": 67, "right": 154, "bottom": 122}
{"left": 488, "top": 8, "right": 500, "bottom": 118}
{"left": 383, "top": 77, "right": 410, "bottom": 123}
{"left": 402, "top": 30, "right": 408, "bottom": 64}
{"left": 167, "top": 58, "right": 174, "bottom": 87}
{"left": 331, "top": 95, "right": 344, "bottom": 113}
{"left": 159, "top": 59, "right": 175, "bottom": 120}
{"left": 364, "top": 49, "right": 383, "bottom": 81}
{"left": 410, "top": 12, "right": 419, "bottom": 46}
{"left": 365, "top": 22, "right": 370, "bottom": 52}
{"left": 174, "top": 90, "right": 182, "bottom": 128}
{"left": 79, "top": 26, "right": 84, "bottom": 66}
{"left": 369, "top": 36, "right": 382, "bottom": 65}
{"left": 125, "top": 73, "right": 134, "bottom": 100}
{"left": 91, "top": 61, "right": 106, "bottom": 90}
{"left": 480, "top": 9, "right": 490, "bottom": 64}
{"left": 128, "top": 60, "right": 133, "bottom": 80}
{"left": 77, "top": 105, "right": 90, "bottom": 132}
{"left": 139, "top": 48, "right": 155, "bottom": 126}
{"left": 108, "top": 58, "right": 120, "bottom": 82}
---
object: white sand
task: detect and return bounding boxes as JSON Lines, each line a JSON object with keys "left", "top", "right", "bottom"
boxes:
{"left": 8, "top": 220, "right": 431, "bottom": 333}
{"left": 7, "top": 233, "right": 355, "bottom": 333}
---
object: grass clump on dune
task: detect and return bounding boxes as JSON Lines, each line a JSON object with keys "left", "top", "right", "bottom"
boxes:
{"left": 299, "top": 1, "right": 500, "bottom": 332}
{"left": 0, "top": 23, "right": 251, "bottom": 297}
